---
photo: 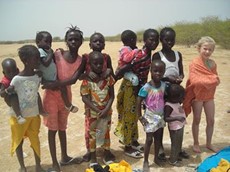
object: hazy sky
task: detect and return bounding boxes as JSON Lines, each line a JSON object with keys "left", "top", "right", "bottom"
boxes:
{"left": 0, "top": 0, "right": 229, "bottom": 41}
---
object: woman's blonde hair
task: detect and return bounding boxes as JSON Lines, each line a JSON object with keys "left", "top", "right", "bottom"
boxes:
{"left": 196, "top": 36, "right": 216, "bottom": 50}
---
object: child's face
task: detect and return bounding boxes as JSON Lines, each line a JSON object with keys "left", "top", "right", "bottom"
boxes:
{"left": 66, "top": 31, "right": 83, "bottom": 51}
{"left": 161, "top": 31, "right": 175, "bottom": 50}
{"left": 3, "top": 63, "right": 19, "bottom": 80}
{"left": 144, "top": 32, "right": 159, "bottom": 51}
{"left": 89, "top": 55, "right": 104, "bottom": 74}
{"left": 151, "top": 62, "right": 165, "bottom": 83}
{"left": 171, "top": 92, "right": 184, "bottom": 103}
{"left": 37, "top": 33, "right": 52, "bottom": 50}
{"left": 89, "top": 34, "right": 105, "bottom": 52}
{"left": 129, "top": 37, "right": 137, "bottom": 49}
{"left": 199, "top": 43, "right": 215, "bottom": 60}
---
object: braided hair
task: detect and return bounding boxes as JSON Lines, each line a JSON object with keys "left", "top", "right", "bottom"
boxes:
{"left": 64, "top": 25, "right": 83, "bottom": 42}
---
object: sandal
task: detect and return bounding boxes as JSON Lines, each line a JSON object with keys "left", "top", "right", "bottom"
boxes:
{"left": 168, "top": 160, "right": 183, "bottom": 167}
{"left": 65, "top": 105, "right": 79, "bottom": 113}
{"left": 125, "top": 151, "right": 143, "bottom": 158}
{"left": 59, "top": 157, "right": 83, "bottom": 166}
{"left": 89, "top": 162, "right": 99, "bottom": 168}
{"left": 131, "top": 145, "right": 144, "bottom": 153}
{"left": 158, "top": 153, "right": 167, "bottom": 162}
{"left": 103, "top": 158, "right": 114, "bottom": 165}
{"left": 179, "top": 150, "right": 189, "bottom": 159}
{"left": 103, "top": 150, "right": 115, "bottom": 164}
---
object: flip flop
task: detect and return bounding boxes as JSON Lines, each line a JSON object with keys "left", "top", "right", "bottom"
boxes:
{"left": 125, "top": 151, "right": 143, "bottom": 158}
{"left": 47, "top": 168, "right": 57, "bottom": 172}
{"left": 131, "top": 145, "right": 144, "bottom": 153}
{"left": 168, "top": 160, "right": 183, "bottom": 167}
{"left": 179, "top": 150, "right": 190, "bottom": 159}
{"left": 158, "top": 153, "right": 167, "bottom": 162}
{"left": 103, "top": 158, "right": 114, "bottom": 165}
{"left": 89, "top": 162, "right": 99, "bottom": 168}
{"left": 59, "top": 157, "right": 83, "bottom": 166}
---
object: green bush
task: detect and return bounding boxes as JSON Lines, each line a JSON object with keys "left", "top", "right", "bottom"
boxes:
{"left": 1, "top": 16, "right": 229, "bottom": 49}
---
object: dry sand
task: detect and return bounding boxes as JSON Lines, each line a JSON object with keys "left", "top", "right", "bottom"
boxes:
{"left": 0, "top": 42, "right": 229, "bottom": 172}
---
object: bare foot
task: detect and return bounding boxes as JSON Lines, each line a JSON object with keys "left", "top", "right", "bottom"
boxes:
{"left": 143, "top": 161, "right": 150, "bottom": 172}
{"left": 52, "top": 162, "right": 61, "bottom": 172}
{"left": 206, "top": 145, "right": 219, "bottom": 153}
{"left": 154, "top": 158, "right": 165, "bottom": 167}
{"left": 193, "top": 145, "right": 201, "bottom": 153}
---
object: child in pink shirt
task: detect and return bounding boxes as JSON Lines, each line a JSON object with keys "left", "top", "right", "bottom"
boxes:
{"left": 116, "top": 30, "right": 147, "bottom": 86}
{"left": 164, "top": 84, "right": 188, "bottom": 166}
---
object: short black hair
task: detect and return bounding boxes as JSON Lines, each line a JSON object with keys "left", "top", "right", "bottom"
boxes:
{"left": 88, "top": 51, "right": 103, "bottom": 62}
{"left": 121, "top": 30, "right": 136, "bottom": 44}
{"left": 168, "top": 84, "right": 185, "bottom": 98}
{"left": 18, "top": 45, "right": 39, "bottom": 63}
{"left": 151, "top": 59, "right": 165, "bottom": 68}
{"left": 35, "top": 31, "right": 52, "bottom": 44}
{"left": 90, "top": 32, "right": 105, "bottom": 42}
{"left": 2, "top": 58, "right": 16, "bottom": 69}
{"left": 160, "top": 27, "right": 176, "bottom": 41}
{"left": 143, "top": 29, "right": 159, "bottom": 41}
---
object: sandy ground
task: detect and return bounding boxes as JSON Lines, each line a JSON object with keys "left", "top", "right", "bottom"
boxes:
{"left": 0, "top": 42, "right": 229, "bottom": 172}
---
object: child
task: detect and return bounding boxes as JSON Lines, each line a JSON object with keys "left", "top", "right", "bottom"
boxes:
{"left": 81, "top": 32, "right": 114, "bottom": 82}
{"left": 80, "top": 51, "right": 115, "bottom": 167}
{"left": 164, "top": 84, "right": 187, "bottom": 166}
{"left": 0, "top": 58, "right": 26, "bottom": 124}
{"left": 137, "top": 59, "right": 166, "bottom": 170}
{"left": 183, "top": 36, "right": 220, "bottom": 153}
{"left": 152, "top": 27, "right": 184, "bottom": 84}
{"left": 152, "top": 27, "right": 185, "bottom": 161}
{"left": 36, "top": 31, "right": 78, "bottom": 113}
{"left": 81, "top": 32, "right": 115, "bottom": 162}
{"left": 42, "top": 26, "right": 84, "bottom": 172}
{"left": 115, "top": 30, "right": 148, "bottom": 86}
{"left": 114, "top": 29, "right": 159, "bottom": 159}
{"left": 9, "top": 45, "right": 44, "bottom": 172}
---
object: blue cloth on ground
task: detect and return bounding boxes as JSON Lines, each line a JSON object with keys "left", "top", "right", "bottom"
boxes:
{"left": 196, "top": 146, "right": 230, "bottom": 172}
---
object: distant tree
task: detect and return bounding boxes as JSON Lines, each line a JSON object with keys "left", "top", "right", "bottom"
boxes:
{"left": 52, "top": 36, "right": 62, "bottom": 42}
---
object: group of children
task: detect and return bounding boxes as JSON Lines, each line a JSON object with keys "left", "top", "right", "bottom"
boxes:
{"left": 0, "top": 26, "right": 220, "bottom": 172}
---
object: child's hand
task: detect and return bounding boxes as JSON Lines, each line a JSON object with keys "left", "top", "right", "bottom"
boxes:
{"left": 46, "top": 48, "right": 54, "bottom": 54}
{"left": 175, "top": 76, "right": 183, "bottom": 84}
{"left": 34, "top": 69, "right": 43, "bottom": 77}
{"left": 5, "top": 86, "right": 15, "bottom": 95}
{"left": 58, "top": 48, "right": 64, "bottom": 55}
{"left": 101, "top": 69, "right": 112, "bottom": 80}
{"left": 88, "top": 71, "right": 98, "bottom": 81}
{"left": 177, "top": 116, "right": 186, "bottom": 122}
{"left": 98, "top": 109, "right": 108, "bottom": 119}
{"left": 139, "top": 116, "right": 148, "bottom": 126}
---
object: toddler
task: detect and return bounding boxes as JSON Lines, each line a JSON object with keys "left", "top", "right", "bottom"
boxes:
{"left": 116, "top": 30, "right": 148, "bottom": 86}
{"left": 164, "top": 84, "right": 188, "bottom": 166}
{"left": 0, "top": 58, "right": 26, "bottom": 124}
